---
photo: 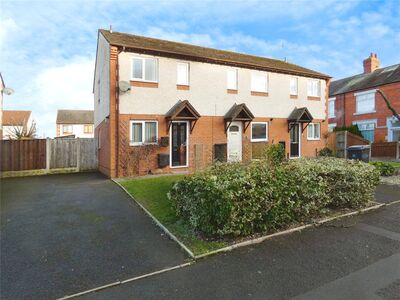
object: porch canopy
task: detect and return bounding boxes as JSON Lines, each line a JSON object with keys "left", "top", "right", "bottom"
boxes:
{"left": 165, "top": 100, "right": 201, "bottom": 132}
{"left": 287, "top": 107, "right": 313, "bottom": 132}
{"left": 224, "top": 103, "right": 254, "bottom": 133}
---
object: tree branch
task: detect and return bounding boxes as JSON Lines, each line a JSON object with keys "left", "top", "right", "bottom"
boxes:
{"left": 377, "top": 89, "right": 400, "bottom": 122}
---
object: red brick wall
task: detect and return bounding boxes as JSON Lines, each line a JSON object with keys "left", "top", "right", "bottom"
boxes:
{"left": 329, "top": 82, "right": 400, "bottom": 142}
{"left": 115, "top": 114, "right": 328, "bottom": 177}
{"left": 95, "top": 119, "right": 111, "bottom": 177}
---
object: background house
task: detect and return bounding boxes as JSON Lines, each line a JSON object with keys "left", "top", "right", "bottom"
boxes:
{"left": 56, "top": 110, "right": 94, "bottom": 138}
{"left": 329, "top": 54, "right": 400, "bottom": 142}
{"left": 2, "top": 110, "right": 34, "bottom": 140}
{"left": 94, "top": 29, "right": 330, "bottom": 178}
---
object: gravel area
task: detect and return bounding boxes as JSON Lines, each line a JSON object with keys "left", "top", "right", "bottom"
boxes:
{"left": 380, "top": 175, "right": 400, "bottom": 185}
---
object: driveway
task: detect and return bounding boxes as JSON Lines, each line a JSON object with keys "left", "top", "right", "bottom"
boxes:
{"left": 0, "top": 173, "right": 186, "bottom": 300}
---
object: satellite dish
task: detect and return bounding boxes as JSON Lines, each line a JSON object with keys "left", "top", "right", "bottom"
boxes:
{"left": 2, "top": 87, "right": 14, "bottom": 95}
{"left": 119, "top": 81, "right": 131, "bottom": 93}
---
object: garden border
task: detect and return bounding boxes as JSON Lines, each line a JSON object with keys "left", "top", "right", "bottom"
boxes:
{"left": 112, "top": 178, "right": 396, "bottom": 260}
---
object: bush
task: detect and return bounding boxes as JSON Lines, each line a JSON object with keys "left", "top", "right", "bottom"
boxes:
{"left": 318, "top": 147, "right": 333, "bottom": 157}
{"left": 262, "top": 143, "right": 286, "bottom": 166}
{"left": 168, "top": 158, "right": 380, "bottom": 237}
{"left": 334, "top": 125, "right": 363, "bottom": 138}
{"left": 370, "top": 161, "right": 395, "bottom": 176}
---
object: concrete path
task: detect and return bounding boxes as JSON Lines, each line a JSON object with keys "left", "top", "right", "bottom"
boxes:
{"left": 0, "top": 173, "right": 187, "bottom": 300}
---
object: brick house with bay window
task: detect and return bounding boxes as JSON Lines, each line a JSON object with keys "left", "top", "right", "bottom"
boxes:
{"left": 328, "top": 54, "right": 400, "bottom": 143}
{"left": 94, "top": 29, "right": 330, "bottom": 178}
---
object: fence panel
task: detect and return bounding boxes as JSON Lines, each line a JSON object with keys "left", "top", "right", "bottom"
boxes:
{"left": 371, "top": 142, "right": 398, "bottom": 158}
{"left": 0, "top": 139, "right": 46, "bottom": 171}
{"left": 50, "top": 138, "right": 78, "bottom": 169}
{"left": 79, "top": 138, "right": 98, "bottom": 170}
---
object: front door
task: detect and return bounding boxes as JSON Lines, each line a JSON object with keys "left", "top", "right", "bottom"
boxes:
{"left": 290, "top": 123, "right": 300, "bottom": 158}
{"left": 171, "top": 122, "right": 188, "bottom": 167}
{"left": 228, "top": 122, "right": 242, "bottom": 162}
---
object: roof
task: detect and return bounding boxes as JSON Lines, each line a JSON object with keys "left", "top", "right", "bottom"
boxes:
{"left": 288, "top": 107, "right": 313, "bottom": 122}
{"left": 3, "top": 110, "right": 31, "bottom": 126}
{"left": 99, "top": 29, "right": 329, "bottom": 80}
{"left": 56, "top": 110, "right": 94, "bottom": 124}
{"left": 224, "top": 103, "right": 254, "bottom": 121}
{"left": 330, "top": 64, "right": 400, "bottom": 96}
{"left": 165, "top": 100, "right": 200, "bottom": 120}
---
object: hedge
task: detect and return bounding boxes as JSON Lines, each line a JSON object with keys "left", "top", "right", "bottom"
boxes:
{"left": 168, "top": 157, "right": 380, "bottom": 237}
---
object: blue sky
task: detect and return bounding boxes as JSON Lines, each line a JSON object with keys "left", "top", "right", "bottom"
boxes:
{"left": 1, "top": 0, "right": 399, "bottom": 137}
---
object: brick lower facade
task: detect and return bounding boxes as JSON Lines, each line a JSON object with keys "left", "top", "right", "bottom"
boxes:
{"left": 329, "top": 82, "right": 400, "bottom": 142}
{"left": 95, "top": 114, "right": 327, "bottom": 177}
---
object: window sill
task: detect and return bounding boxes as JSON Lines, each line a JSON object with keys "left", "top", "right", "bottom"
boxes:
{"left": 177, "top": 84, "right": 190, "bottom": 90}
{"left": 307, "top": 138, "right": 321, "bottom": 141}
{"left": 353, "top": 111, "right": 376, "bottom": 116}
{"left": 251, "top": 91, "right": 269, "bottom": 97}
{"left": 307, "top": 96, "right": 320, "bottom": 101}
{"left": 130, "top": 81, "right": 159, "bottom": 88}
{"left": 251, "top": 139, "right": 268, "bottom": 143}
{"left": 227, "top": 89, "right": 238, "bottom": 94}
{"left": 129, "top": 142, "right": 158, "bottom": 146}
{"left": 290, "top": 95, "right": 298, "bottom": 99}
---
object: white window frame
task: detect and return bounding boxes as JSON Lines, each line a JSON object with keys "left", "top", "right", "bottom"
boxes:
{"left": 227, "top": 68, "right": 238, "bottom": 90}
{"left": 290, "top": 77, "right": 298, "bottom": 96}
{"left": 63, "top": 124, "right": 73, "bottom": 134}
{"left": 307, "top": 123, "right": 321, "bottom": 140}
{"left": 129, "top": 120, "right": 158, "bottom": 146}
{"left": 328, "top": 97, "right": 336, "bottom": 118}
{"left": 131, "top": 56, "right": 158, "bottom": 83}
{"left": 354, "top": 89, "right": 376, "bottom": 115}
{"left": 328, "top": 123, "right": 337, "bottom": 132}
{"left": 251, "top": 122, "right": 269, "bottom": 142}
{"left": 251, "top": 72, "right": 268, "bottom": 93}
{"left": 307, "top": 79, "right": 321, "bottom": 97}
{"left": 177, "top": 62, "right": 189, "bottom": 86}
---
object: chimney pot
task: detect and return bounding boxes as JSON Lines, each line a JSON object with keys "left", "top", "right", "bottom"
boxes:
{"left": 363, "top": 53, "right": 380, "bottom": 74}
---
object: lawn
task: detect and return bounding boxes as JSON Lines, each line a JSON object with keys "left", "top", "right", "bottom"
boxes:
{"left": 120, "top": 175, "right": 226, "bottom": 256}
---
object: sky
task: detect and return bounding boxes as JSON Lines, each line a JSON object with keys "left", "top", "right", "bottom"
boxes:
{"left": 1, "top": 0, "right": 399, "bottom": 137}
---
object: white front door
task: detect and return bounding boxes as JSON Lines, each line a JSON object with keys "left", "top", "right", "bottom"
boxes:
{"left": 228, "top": 122, "right": 242, "bottom": 162}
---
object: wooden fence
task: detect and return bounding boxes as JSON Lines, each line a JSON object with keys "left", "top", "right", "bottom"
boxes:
{"left": 327, "top": 131, "right": 370, "bottom": 158}
{"left": 1, "top": 138, "right": 97, "bottom": 175}
{"left": 371, "top": 142, "right": 399, "bottom": 159}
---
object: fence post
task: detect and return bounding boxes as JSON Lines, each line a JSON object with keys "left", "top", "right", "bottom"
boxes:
{"left": 397, "top": 142, "right": 400, "bottom": 160}
{"left": 46, "top": 138, "right": 51, "bottom": 173}
{"left": 344, "top": 131, "right": 348, "bottom": 159}
{"left": 76, "top": 138, "right": 81, "bottom": 172}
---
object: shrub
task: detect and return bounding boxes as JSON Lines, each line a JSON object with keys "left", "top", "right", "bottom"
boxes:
{"left": 169, "top": 157, "right": 379, "bottom": 237}
{"left": 318, "top": 147, "right": 333, "bottom": 157}
{"left": 370, "top": 161, "right": 395, "bottom": 176}
{"left": 334, "top": 125, "right": 363, "bottom": 138}
{"left": 262, "top": 143, "right": 286, "bottom": 166}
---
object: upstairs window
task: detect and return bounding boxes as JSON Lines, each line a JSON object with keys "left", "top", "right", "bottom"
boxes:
{"left": 328, "top": 98, "right": 335, "bottom": 118}
{"left": 177, "top": 62, "right": 189, "bottom": 85}
{"left": 290, "top": 77, "right": 298, "bottom": 95}
{"left": 307, "top": 123, "right": 321, "bottom": 140}
{"left": 227, "top": 69, "right": 238, "bottom": 90}
{"left": 251, "top": 72, "right": 268, "bottom": 93}
{"left": 84, "top": 124, "right": 93, "bottom": 134}
{"left": 63, "top": 125, "right": 73, "bottom": 134}
{"left": 355, "top": 91, "right": 375, "bottom": 114}
{"left": 130, "top": 121, "right": 158, "bottom": 145}
{"left": 307, "top": 80, "right": 321, "bottom": 97}
{"left": 132, "top": 57, "right": 158, "bottom": 82}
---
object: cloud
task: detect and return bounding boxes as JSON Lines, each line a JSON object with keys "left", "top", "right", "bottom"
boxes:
{"left": 29, "top": 57, "right": 94, "bottom": 137}
{"left": 0, "top": 17, "right": 18, "bottom": 47}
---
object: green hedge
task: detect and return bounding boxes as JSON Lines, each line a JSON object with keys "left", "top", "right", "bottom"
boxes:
{"left": 168, "top": 158, "right": 379, "bottom": 237}
{"left": 370, "top": 161, "right": 395, "bottom": 176}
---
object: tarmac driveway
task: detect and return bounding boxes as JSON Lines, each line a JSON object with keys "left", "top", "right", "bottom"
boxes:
{"left": 0, "top": 172, "right": 186, "bottom": 299}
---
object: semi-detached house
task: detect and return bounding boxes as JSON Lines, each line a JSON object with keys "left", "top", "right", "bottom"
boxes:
{"left": 94, "top": 29, "right": 330, "bottom": 178}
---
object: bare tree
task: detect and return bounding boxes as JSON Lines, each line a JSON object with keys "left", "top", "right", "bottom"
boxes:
{"left": 377, "top": 89, "right": 400, "bottom": 122}
{"left": 8, "top": 121, "right": 37, "bottom": 140}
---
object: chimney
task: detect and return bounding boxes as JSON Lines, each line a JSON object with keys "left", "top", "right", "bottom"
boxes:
{"left": 363, "top": 53, "right": 380, "bottom": 74}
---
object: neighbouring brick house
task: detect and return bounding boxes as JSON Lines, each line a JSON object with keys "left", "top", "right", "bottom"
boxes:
{"left": 56, "top": 110, "right": 94, "bottom": 138}
{"left": 94, "top": 29, "right": 331, "bottom": 178}
{"left": 329, "top": 54, "right": 400, "bottom": 143}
